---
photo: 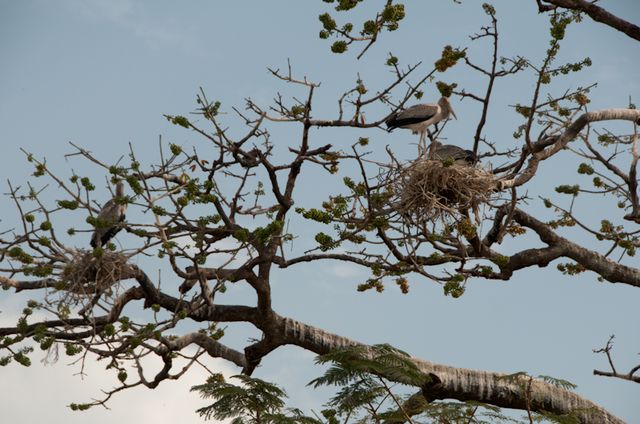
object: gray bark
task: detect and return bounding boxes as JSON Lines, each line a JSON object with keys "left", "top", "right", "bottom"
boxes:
{"left": 277, "top": 315, "right": 625, "bottom": 424}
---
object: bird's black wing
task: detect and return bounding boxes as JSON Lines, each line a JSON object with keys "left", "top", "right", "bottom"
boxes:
{"left": 90, "top": 200, "right": 126, "bottom": 248}
{"left": 99, "top": 219, "right": 124, "bottom": 247}
{"left": 433, "top": 144, "right": 477, "bottom": 165}
{"left": 385, "top": 104, "right": 438, "bottom": 129}
{"left": 386, "top": 115, "right": 429, "bottom": 129}
{"left": 385, "top": 111, "right": 401, "bottom": 129}
{"left": 90, "top": 233, "right": 100, "bottom": 249}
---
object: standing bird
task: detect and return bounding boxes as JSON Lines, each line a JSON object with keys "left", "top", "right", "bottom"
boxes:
{"left": 385, "top": 96, "right": 457, "bottom": 155}
{"left": 431, "top": 142, "right": 476, "bottom": 165}
{"left": 90, "top": 181, "right": 127, "bottom": 248}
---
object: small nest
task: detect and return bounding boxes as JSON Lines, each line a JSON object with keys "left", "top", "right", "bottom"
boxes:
{"left": 61, "top": 250, "right": 129, "bottom": 296}
{"left": 392, "top": 159, "right": 495, "bottom": 224}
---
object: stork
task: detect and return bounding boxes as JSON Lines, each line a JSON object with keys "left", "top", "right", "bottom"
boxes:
{"left": 385, "top": 96, "right": 457, "bottom": 155}
{"left": 431, "top": 142, "right": 476, "bottom": 165}
{"left": 90, "top": 181, "right": 127, "bottom": 248}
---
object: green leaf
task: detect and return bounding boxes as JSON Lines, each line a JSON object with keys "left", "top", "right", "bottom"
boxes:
{"left": 331, "top": 40, "right": 348, "bottom": 54}
{"left": 169, "top": 115, "right": 190, "bottom": 128}
{"left": 192, "top": 374, "right": 288, "bottom": 422}
{"left": 538, "top": 375, "right": 577, "bottom": 390}
{"left": 311, "top": 344, "right": 426, "bottom": 389}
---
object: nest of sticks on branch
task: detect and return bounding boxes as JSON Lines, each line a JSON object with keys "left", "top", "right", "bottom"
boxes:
{"left": 389, "top": 158, "right": 496, "bottom": 225}
{"left": 61, "top": 250, "right": 130, "bottom": 297}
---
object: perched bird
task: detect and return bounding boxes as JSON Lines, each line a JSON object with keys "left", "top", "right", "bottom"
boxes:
{"left": 431, "top": 142, "right": 476, "bottom": 165}
{"left": 385, "top": 96, "right": 457, "bottom": 154}
{"left": 90, "top": 181, "right": 127, "bottom": 248}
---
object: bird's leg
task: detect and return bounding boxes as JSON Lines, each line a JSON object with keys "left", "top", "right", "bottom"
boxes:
{"left": 418, "top": 131, "right": 426, "bottom": 157}
{"left": 426, "top": 130, "right": 437, "bottom": 159}
{"left": 429, "top": 139, "right": 438, "bottom": 160}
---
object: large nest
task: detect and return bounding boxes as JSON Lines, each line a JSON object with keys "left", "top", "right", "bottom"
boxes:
{"left": 391, "top": 159, "right": 496, "bottom": 224}
{"left": 61, "top": 250, "right": 130, "bottom": 297}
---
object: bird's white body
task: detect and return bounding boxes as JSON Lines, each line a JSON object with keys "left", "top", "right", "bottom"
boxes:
{"left": 405, "top": 107, "right": 445, "bottom": 134}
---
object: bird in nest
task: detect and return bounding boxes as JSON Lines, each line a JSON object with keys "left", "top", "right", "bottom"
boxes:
{"left": 430, "top": 142, "right": 476, "bottom": 166}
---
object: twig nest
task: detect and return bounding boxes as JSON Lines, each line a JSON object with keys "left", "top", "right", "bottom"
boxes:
{"left": 392, "top": 158, "right": 495, "bottom": 223}
{"left": 61, "top": 250, "right": 129, "bottom": 295}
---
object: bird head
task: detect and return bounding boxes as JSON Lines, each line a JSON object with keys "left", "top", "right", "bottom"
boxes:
{"left": 439, "top": 97, "right": 457, "bottom": 120}
{"left": 464, "top": 149, "right": 477, "bottom": 163}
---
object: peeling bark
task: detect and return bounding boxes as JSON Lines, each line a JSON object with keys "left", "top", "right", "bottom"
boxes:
{"left": 280, "top": 317, "right": 358, "bottom": 353}
{"left": 416, "top": 362, "right": 624, "bottom": 424}
{"left": 275, "top": 315, "right": 624, "bottom": 424}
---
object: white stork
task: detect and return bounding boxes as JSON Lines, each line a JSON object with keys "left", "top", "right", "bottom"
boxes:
{"left": 385, "top": 96, "right": 457, "bottom": 155}
{"left": 90, "top": 181, "right": 127, "bottom": 248}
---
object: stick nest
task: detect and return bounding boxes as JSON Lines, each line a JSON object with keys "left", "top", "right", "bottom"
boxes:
{"left": 62, "top": 250, "right": 129, "bottom": 296}
{"left": 390, "top": 159, "right": 495, "bottom": 224}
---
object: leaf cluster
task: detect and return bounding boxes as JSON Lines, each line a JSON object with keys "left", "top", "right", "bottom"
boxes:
{"left": 318, "top": 2, "right": 405, "bottom": 56}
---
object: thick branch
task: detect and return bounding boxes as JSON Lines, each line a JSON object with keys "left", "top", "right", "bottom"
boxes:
{"left": 593, "top": 368, "right": 640, "bottom": 384}
{"left": 0, "top": 287, "right": 144, "bottom": 337}
{"left": 0, "top": 276, "right": 57, "bottom": 292}
{"left": 271, "top": 315, "right": 624, "bottom": 424}
{"left": 157, "top": 332, "right": 246, "bottom": 369}
{"left": 541, "top": 0, "right": 640, "bottom": 42}
{"left": 500, "top": 108, "right": 640, "bottom": 188}
{"left": 512, "top": 209, "right": 640, "bottom": 287}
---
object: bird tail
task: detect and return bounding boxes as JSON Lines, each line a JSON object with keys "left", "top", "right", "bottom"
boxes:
{"left": 384, "top": 113, "right": 398, "bottom": 130}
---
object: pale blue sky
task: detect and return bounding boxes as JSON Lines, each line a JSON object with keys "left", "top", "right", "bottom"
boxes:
{"left": 1, "top": 1, "right": 639, "bottom": 423}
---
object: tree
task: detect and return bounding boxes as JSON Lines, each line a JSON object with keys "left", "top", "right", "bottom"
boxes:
{"left": 1, "top": 1, "right": 638, "bottom": 423}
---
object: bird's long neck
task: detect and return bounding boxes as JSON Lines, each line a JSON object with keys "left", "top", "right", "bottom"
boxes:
{"left": 115, "top": 182, "right": 125, "bottom": 198}
{"left": 438, "top": 98, "right": 452, "bottom": 117}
